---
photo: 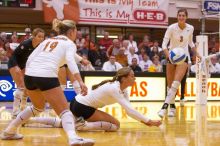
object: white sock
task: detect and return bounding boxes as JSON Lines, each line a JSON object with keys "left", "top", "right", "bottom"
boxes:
{"left": 5, "top": 106, "right": 43, "bottom": 134}
{"left": 60, "top": 110, "right": 77, "bottom": 139}
{"left": 77, "top": 121, "right": 119, "bottom": 132}
{"left": 12, "top": 89, "right": 23, "bottom": 115}
{"left": 28, "top": 117, "right": 62, "bottom": 128}
{"left": 165, "top": 81, "right": 180, "bottom": 104}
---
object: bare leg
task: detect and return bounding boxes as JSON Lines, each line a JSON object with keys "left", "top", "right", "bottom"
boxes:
{"left": 41, "top": 87, "right": 94, "bottom": 145}
{"left": 1, "top": 90, "right": 44, "bottom": 139}
{"left": 158, "top": 63, "right": 188, "bottom": 118}
{"left": 77, "top": 110, "right": 120, "bottom": 132}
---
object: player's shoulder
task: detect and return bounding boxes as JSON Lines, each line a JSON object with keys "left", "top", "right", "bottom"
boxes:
{"left": 110, "top": 81, "right": 121, "bottom": 92}
{"left": 52, "top": 36, "right": 75, "bottom": 46}
{"left": 20, "top": 38, "right": 32, "bottom": 46}
{"left": 168, "top": 23, "right": 178, "bottom": 29}
{"left": 186, "top": 23, "right": 194, "bottom": 30}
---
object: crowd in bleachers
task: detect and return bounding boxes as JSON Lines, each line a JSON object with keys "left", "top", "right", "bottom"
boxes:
{"left": 0, "top": 28, "right": 220, "bottom": 73}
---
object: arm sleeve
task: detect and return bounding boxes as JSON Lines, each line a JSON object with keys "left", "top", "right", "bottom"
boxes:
{"left": 189, "top": 27, "right": 195, "bottom": 48}
{"left": 111, "top": 88, "right": 150, "bottom": 123}
{"left": 162, "top": 27, "right": 171, "bottom": 50}
{"left": 66, "top": 44, "right": 79, "bottom": 74}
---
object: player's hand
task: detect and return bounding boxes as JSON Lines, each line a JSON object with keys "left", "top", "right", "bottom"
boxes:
{"left": 79, "top": 81, "right": 88, "bottom": 96}
{"left": 80, "top": 59, "right": 90, "bottom": 66}
{"left": 143, "top": 120, "right": 162, "bottom": 127}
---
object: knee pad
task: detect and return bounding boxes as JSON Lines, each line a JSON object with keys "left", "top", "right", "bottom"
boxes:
{"left": 171, "top": 81, "right": 181, "bottom": 90}
{"left": 29, "top": 106, "right": 44, "bottom": 117}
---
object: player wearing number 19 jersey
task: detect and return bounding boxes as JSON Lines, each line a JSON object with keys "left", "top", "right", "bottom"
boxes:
{"left": 1, "top": 19, "right": 94, "bottom": 146}
{"left": 25, "top": 35, "right": 79, "bottom": 77}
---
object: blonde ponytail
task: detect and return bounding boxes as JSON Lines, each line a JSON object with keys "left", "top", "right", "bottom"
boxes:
{"left": 52, "top": 19, "right": 62, "bottom": 33}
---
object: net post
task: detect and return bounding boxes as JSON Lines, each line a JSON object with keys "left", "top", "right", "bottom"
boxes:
{"left": 196, "top": 35, "right": 208, "bottom": 105}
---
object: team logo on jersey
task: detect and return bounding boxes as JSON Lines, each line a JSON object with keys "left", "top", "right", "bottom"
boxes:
{"left": 0, "top": 80, "right": 13, "bottom": 97}
{"left": 42, "top": 0, "right": 80, "bottom": 23}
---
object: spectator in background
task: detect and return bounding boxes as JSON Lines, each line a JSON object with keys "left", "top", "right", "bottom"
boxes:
{"left": 19, "top": 28, "right": 31, "bottom": 43}
{"left": 0, "top": 32, "right": 9, "bottom": 64}
{"left": 98, "top": 31, "right": 112, "bottom": 63}
{"left": 149, "top": 46, "right": 160, "bottom": 60}
{"left": 130, "top": 58, "right": 142, "bottom": 72}
{"left": 138, "top": 37, "right": 151, "bottom": 56}
{"left": 138, "top": 35, "right": 149, "bottom": 47}
{"left": 0, "top": 47, "right": 8, "bottom": 62}
{"left": 209, "top": 47, "right": 217, "bottom": 55}
{"left": 85, "top": 34, "right": 101, "bottom": 67}
{"left": 127, "top": 34, "right": 138, "bottom": 53}
{"left": 0, "top": 32, "right": 8, "bottom": 43}
{"left": 115, "top": 47, "right": 128, "bottom": 67}
{"left": 75, "top": 31, "right": 86, "bottom": 54}
{"left": 98, "top": 31, "right": 112, "bottom": 52}
{"left": 210, "top": 56, "right": 220, "bottom": 73}
{"left": 122, "top": 40, "right": 130, "bottom": 55}
{"left": 106, "top": 39, "right": 120, "bottom": 57}
{"left": 151, "top": 40, "right": 163, "bottom": 52}
{"left": 138, "top": 47, "right": 147, "bottom": 61}
{"left": 148, "top": 55, "right": 162, "bottom": 72}
{"left": 6, "top": 35, "right": 20, "bottom": 59}
{"left": 139, "top": 54, "right": 153, "bottom": 72}
{"left": 127, "top": 46, "right": 139, "bottom": 65}
{"left": 102, "top": 55, "right": 122, "bottom": 71}
{"left": 117, "top": 34, "right": 124, "bottom": 47}
{"left": 84, "top": 34, "right": 96, "bottom": 51}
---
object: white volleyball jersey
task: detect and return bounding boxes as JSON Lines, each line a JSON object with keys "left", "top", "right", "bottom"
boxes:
{"left": 25, "top": 35, "right": 79, "bottom": 77}
{"left": 162, "top": 23, "right": 195, "bottom": 63}
{"left": 76, "top": 81, "right": 150, "bottom": 123}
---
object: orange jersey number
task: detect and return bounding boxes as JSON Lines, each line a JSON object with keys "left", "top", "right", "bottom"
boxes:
{"left": 43, "top": 41, "right": 58, "bottom": 52}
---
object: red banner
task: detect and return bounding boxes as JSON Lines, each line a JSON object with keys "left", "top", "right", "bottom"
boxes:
{"left": 43, "top": 0, "right": 168, "bottom": 28}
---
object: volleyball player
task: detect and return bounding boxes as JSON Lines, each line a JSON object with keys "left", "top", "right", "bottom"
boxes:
{"left": 26, "top": 67, "right": 161, "bottom": 131}
{"left": 158, "top": 8, "right": 201, "bottom": 118}
{"left": 1, "top": 19, "right": 94, "bottom": 146}
{"left": 8, "top": 28, "right": 45, "bottom": 118}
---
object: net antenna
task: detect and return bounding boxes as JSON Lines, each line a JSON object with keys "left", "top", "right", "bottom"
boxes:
{"left": 201, "top": 0, "right": 220, "bottom": 52}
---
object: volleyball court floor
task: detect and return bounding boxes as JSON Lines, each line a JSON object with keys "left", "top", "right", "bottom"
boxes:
{"left": 0, "top": 101, "right": 220, "bottom": 146}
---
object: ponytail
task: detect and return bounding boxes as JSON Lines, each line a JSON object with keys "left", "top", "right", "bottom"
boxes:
{"left": 92, "top": 67, "right": 132, "bottom": 90}
{"left": 92, "top": 76, "right": 117, "bottom": 90}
